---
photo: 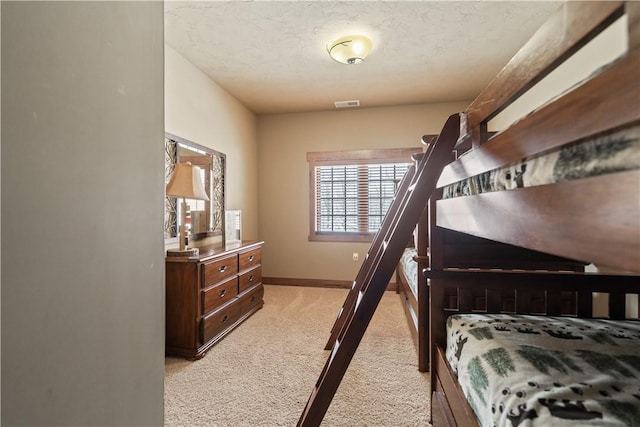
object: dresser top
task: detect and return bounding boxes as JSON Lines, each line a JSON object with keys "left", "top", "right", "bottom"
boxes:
{"left": 166, "top": 240, "right": 264, "bottom": 263}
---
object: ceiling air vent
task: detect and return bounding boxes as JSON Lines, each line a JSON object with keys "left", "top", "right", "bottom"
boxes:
{"left": 334, "top": 100, "right": 360, "bottom": 109}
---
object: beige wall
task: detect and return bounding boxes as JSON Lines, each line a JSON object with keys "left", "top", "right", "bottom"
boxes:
{"left": 165, "top": 45, "right": 259, "bottom": 243}
{"left": 257, "top": 102, "right": 469, "bottom": 282}
{"left": 2, "top": 2, "right": 164, "bottom": 424}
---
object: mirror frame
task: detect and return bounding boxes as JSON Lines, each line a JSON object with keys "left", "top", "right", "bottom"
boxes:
{"left": 164, "top": 132, "right": 226, "bottom": 244}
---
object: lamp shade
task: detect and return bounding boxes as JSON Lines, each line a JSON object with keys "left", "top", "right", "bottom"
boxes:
{"left": 327, "top": 35, "right": 373, "bottom": 65}
{"left": 166, "top": 162, "right": 209, "bottom": 201}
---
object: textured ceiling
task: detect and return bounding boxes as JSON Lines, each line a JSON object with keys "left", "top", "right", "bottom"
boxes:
{"left": 165, "top": 1, "right": 562, "bottom": 115}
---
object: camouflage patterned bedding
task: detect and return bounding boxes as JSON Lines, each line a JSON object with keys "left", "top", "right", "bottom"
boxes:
{"left": 446, "top": 314, "right": 640, "bottom": 427}
{"left": 399, "top": 247, "right": 418, "bottom": 297}
{"left": 443, "top": 125, "right": 640, "bottom": 199}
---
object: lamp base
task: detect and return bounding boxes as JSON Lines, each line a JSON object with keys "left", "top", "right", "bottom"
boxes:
{"left": 166, "top": 247, "right": 200, "bottom": 257}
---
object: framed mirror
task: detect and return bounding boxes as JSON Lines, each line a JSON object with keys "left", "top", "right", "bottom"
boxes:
{"left": 164, "top": 132, "right": 226, "bottom": 244}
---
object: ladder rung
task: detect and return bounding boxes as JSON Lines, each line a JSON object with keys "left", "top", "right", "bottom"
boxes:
{"left": 329, "top": 341, "right": 339, "bottom": 364}
{"left": 355, "top": 291, "right": 364, "bottom": 311}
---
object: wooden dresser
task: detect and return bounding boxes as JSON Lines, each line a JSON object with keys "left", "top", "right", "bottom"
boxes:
{"left": 165, "top": 241, "right": 264, "bottom": 359}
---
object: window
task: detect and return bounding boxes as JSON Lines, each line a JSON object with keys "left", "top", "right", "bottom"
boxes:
{"left": 308, "top": 147, "right": 423, "bottom": 242}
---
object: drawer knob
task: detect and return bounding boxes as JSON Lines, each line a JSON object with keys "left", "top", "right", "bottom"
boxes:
{"left": 219, "top": 265, "right": 227, "bottom": 273}
{"left": 218, "top": 289, "right": 227, "bottom": 298}
{"left": 248, "top": 275, "right": 254, "bottom": 282}
{"left": 221, "top": 315, "right": 228, "bottom": 323}
{"left": 248, "top": 255, "right": 254, "bottom": 262}
{"left": 250, "top": 296, "right": 256, "bottom": 302}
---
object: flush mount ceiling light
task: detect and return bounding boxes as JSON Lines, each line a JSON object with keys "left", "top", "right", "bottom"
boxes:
{"left": 327, "top": 35, "right": 373, "bottom": 65}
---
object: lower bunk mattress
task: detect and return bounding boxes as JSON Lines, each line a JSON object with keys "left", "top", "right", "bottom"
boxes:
{"left": 399, "top": 247, "right": 418, "bottom": 296}
{"left": 445, "top": 314, "right": 640, "bottom": 426}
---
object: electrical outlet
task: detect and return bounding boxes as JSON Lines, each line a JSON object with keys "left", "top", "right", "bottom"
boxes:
{"left": 352, "top": 252, "right": 359, "bottom": 261}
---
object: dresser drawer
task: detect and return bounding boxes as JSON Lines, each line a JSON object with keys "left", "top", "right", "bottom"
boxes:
{"left": 239, "top": 284, "right": 264, "bottom": 313}
{"left": 238, "top": 266, "right": 262, "bottom": 293}
{"left": 202, "top": 276, "right": 238, "bottom": 314}
{"left": 202, "top": 254, "right": 238, "bottom": 287}
{"left": 239, "top": 247, "right": 261, "bottom": 272}
{"left": 201, "top": 301, "right": 241, "bottom": 344}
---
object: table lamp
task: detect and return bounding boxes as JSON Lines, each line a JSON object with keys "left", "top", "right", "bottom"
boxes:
{"left": 166, "top": 162, "right": 209, "bottom": 257}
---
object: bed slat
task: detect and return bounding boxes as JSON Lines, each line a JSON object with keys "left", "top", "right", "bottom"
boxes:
{"left": 486, "top": 289, "right": 502, "bottom": 312}
{"left": 458, "top": 288, "right": 473, "bottom": 312}
{"left": 516, "top": 290, "right": 532, "bottom": 314}
{"left": 609, "top": 291, "right": 626, "bottom": 319}
{"left": 546, "top": 289, "right": 561, "bottom": 316}
{"left": 577, "top": 291, "right": 594, "bottom": 318}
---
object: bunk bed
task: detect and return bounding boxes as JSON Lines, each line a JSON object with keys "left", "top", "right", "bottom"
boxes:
{"left": 425, "top": 2, "right": 640, "bottom": 426}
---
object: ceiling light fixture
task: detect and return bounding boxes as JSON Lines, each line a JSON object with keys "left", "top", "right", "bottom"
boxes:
{"left": 327, "top": 35, "right": 372, "bottom": 65}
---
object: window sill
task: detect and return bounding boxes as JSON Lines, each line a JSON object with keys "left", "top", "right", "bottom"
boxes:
{"left": 309, "top": 233, "right": 373, "bottom": 243}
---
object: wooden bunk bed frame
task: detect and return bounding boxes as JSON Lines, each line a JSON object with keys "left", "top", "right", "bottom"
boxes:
{"left": 425, "top": 2, "right": 640, "bottom": 426}
{"left": 395, "top": 151, "right": 433, "bottom": 373}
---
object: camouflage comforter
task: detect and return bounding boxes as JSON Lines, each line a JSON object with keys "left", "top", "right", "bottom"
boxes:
{"left": 399, "top": 247, "right": 418, "bottom": 297}
{"left": 443, "top": 125, "right": 639, "bottom": 199}
{"left": 446, "top": 314, "right": 640, "bottom": 427}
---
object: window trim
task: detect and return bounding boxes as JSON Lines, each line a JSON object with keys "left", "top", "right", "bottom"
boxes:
{"left": 307, "top": 147, "right": 423, "bottom": 243}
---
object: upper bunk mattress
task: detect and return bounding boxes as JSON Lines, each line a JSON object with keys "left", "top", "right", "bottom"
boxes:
{"left": 443, "top": 125, "right": 639, "bottom": 199}
{"left": 446, "top": 313, "right": 640, "bottom": 427}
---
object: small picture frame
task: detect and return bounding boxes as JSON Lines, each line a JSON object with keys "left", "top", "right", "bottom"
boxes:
{"left": 225, "top": 210, "right": 242, "bottom": 244}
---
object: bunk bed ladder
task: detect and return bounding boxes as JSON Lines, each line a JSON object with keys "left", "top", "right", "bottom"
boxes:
{"left": 323, "top": 150, "right": 420, "bottom": 350}
{"left": 297, "top": 113, "right": 461, "bottom": 427}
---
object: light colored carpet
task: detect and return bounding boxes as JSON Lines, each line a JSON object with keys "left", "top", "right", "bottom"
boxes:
{"left": 164, "top": 285, "right": 431, "bottom": 426}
